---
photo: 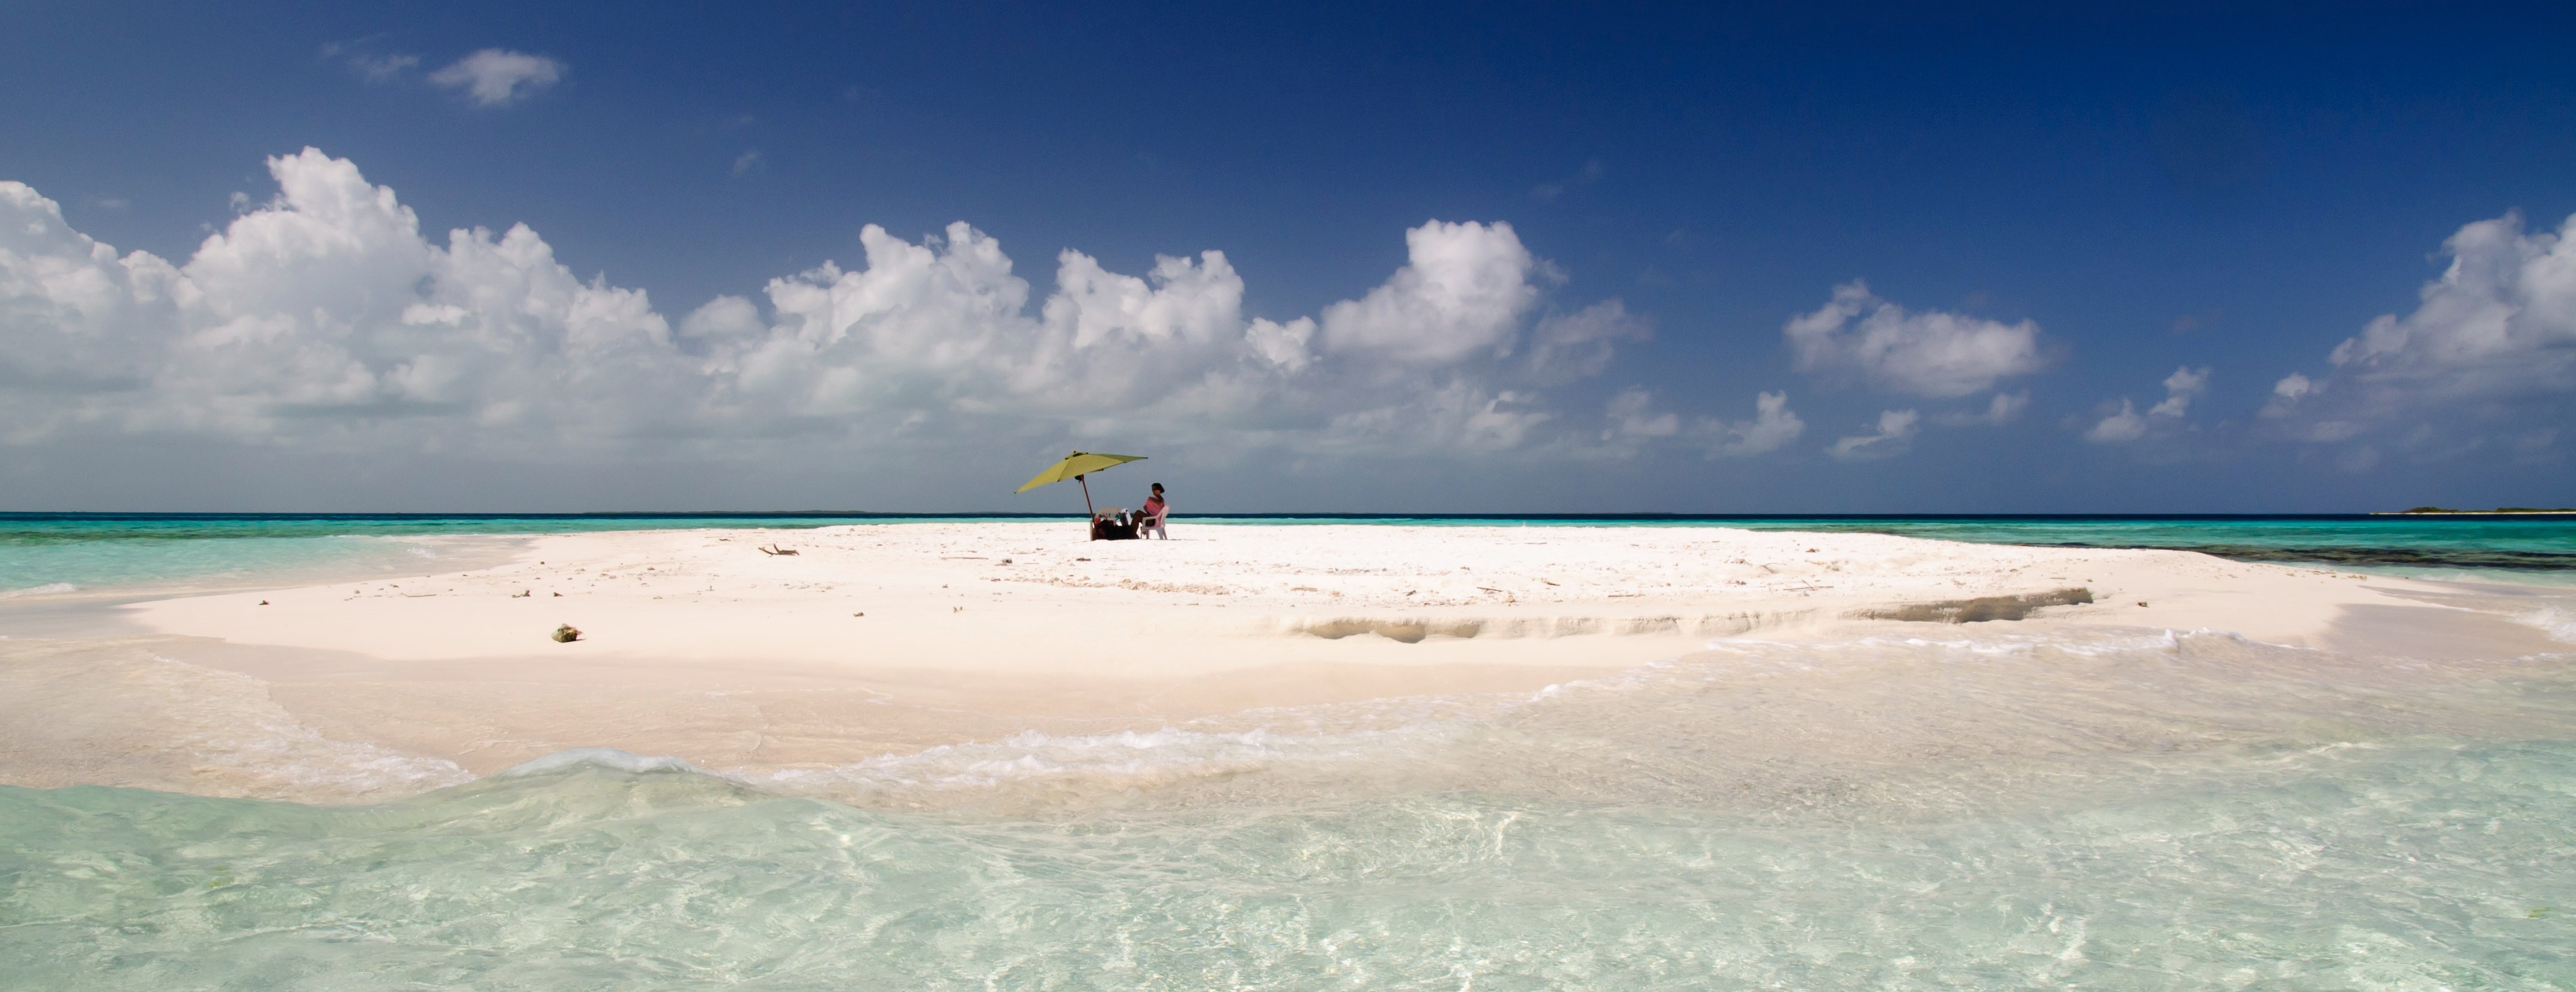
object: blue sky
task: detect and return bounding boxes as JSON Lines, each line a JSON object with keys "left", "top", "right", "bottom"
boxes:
{"left": 4, "top": 2, "right": 2574, "bottom": 512}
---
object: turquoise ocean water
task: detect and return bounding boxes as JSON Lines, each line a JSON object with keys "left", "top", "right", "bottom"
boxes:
{"left": 5, "top": 514, "right": 2576, "bottom": 989}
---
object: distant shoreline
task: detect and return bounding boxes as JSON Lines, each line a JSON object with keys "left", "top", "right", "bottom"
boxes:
{"left": 2374, "top": 508, "right": 2576, "bottom": 516}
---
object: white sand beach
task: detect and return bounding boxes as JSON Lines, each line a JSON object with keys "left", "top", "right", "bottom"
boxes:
{"left": 1, "top": 522, "right": 2551, "bottom": 802}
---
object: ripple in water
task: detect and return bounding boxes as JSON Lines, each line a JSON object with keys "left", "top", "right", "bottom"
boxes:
{"left": 5, "top": 623, "right": 2576, "bottom": 989}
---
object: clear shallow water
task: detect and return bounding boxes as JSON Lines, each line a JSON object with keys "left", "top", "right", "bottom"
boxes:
{"left": 7, "top": 716, "right": 2575, "bottom": 988}
{"left": 1186, "top": 515, "right": 2576, "bottom": 574}
{"left": 7, "top": 628, "right": 2576, "bottom": 989}
{"left": 1700, "top": 516, "right": 2576, "bottom": 576}
{"left": 0, "top": 533, "right": 473, "bottom": 600}
{"left": 0, "top": 514, "right": 978, "bottom": 597}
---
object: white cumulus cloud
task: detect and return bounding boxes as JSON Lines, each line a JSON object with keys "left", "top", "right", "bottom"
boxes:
{"left": 1697, "top": 391, "right": 1805, "bottom": 457}
{"left": 429, "top": 49, "right": 567, "bottom": 108}
{"left": 1602, "top": 387, "right": 1680, "bottom": 440}
{"left": 0, "top": 149, "right": 679, "bottom": 447}
{"left": 2083, "top": 400, "right": 2146, "bottom": 443}
{"left": 0, "top": 149, "right": 1655, "bottom": 479}
{"left": 1787, "top": 281, "right": 2048, "bottom": 397}
{"left": 2148, "top": 365, "right": 2210, "bottom": 417}
{"left": 1933, "top": 390, "right": 2029, "bottom": 427}
{"left": 2084, "top": 365, "right": 2208, "bottom": 444}
{"left": 2267, "top": 211, "right": 2576, "bottom": 457}
{"left": 1319, "top": 220, "right": 1546, "bottom": 364}
{"left": 1527, "top": 299, "right": 1652, "bottom": 382}
{"left": 1325, "top": 383, "right": 1553, "bottom": 453}
{"left": 349, "top": 53, "right": 419, "bottom": 82}
{"left": 1827, "top": 409, "right": 1919, "bottom": 460}
{"left": 321, "top": 39, "right": 419, "bottom": 82}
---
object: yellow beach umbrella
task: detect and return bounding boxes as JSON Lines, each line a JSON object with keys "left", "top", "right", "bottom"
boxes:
{"left": 1015, "top": 450, "right": 1146, "bottom": 517}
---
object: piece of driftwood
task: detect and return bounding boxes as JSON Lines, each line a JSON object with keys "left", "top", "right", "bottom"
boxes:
{"left": 759, "top": 544, "right": 800, "bottom": 556}
{"left": 552, "top": 624, "right": 583, "bottom": 643}
{"left": 1850, "top": 587, "right": 2092, "bottom": 623}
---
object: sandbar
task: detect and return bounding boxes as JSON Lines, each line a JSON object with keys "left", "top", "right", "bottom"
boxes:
{"left": 5, "top": 522, "right": 2562, "bottom": 800}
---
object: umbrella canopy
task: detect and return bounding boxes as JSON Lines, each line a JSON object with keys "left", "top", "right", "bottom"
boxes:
{"left": 1015, "top": 451, "right": 1145, "bottom": 494}
{"left": 1016, "top": 450, "right": 1146, "bottom": 522}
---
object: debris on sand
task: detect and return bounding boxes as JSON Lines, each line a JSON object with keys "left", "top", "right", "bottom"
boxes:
{"left": 1852, "top": 588, "right": 2094, "bottom": 624}
{"left": 552, "top": 624, "right": 583, "bottom": 643}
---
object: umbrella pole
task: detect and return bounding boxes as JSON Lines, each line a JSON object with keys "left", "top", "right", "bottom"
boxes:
{"left": 1078, "top": 475, "right": 1095, "bottom": 517}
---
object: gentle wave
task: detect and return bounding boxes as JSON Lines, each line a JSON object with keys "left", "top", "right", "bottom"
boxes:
{"left": 17, "top": 624, "right": 2569, "bottom": 814}
{"left": 492, "top": 747, "right": 708, "bottom": 778}
{"left": 8, "top": 617, "right": 2576, "bottom": 988}
{"left": 8, "top": 734, "right": 2575, "bottom": 990}
{"left": 684, "top": 627, "right": 2574, "bottom": 817}
{"left": 2519, "top": 607, "right": 2576, "bottom": 643}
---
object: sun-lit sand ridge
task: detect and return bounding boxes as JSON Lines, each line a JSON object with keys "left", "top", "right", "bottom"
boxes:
{"left": 34, "top": 520, "right": 2537, "bottom": 794}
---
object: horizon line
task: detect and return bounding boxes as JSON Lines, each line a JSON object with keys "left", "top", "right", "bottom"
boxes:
{"left": 0, "top": 510, "right": 2552, "bottom": 521}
